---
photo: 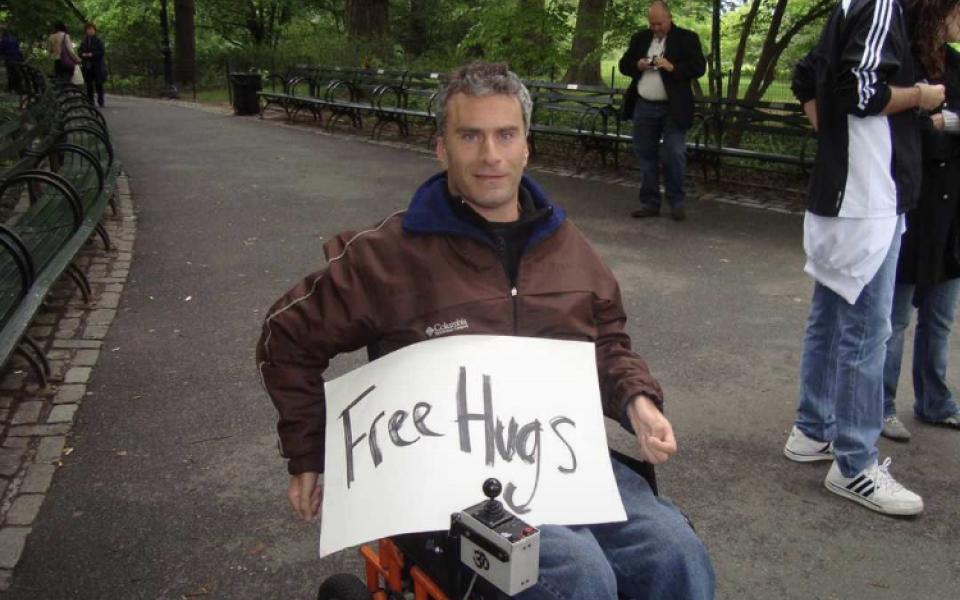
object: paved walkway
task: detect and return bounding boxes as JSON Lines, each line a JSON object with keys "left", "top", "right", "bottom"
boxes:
{"left": 3, "top": 95, "right": 959, "bottom": 599}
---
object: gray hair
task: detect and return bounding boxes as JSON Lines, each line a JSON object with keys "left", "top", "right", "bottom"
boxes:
{"left": 435, "top": 61, "right": 533, "bottom": 135}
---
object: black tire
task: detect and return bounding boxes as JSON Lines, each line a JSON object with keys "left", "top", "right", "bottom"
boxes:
{"left": 316, "top": 573, "right": 371, "bottom": 600}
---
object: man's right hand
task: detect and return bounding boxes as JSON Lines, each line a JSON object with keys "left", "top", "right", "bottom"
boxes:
{"left": 288, "top": 472, "right": 322, "bottom": 521}
{"left": 917, "top": 83, "right": 946, "bottom": 112}
{"left": 637, "top": 58, "right": 652, "bottom": 72}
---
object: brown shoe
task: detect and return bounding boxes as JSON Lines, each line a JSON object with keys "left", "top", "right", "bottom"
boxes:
{"left": 631, "top": 207, "right": 660, "bottom": 219}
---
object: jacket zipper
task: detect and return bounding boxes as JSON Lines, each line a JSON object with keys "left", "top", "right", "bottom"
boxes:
{"left": 493, "top": 234, "right": 521, "bottom": 335}
{"left": 511, "top": 285, "right": 519, "bottom": 335}
{"left": 487, "top": 206, "right": 555, "bottom": 337}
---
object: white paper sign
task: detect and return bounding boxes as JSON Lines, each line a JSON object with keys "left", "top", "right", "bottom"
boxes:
{"left": 319, "top": 335, "right": 627, "bottom": 557}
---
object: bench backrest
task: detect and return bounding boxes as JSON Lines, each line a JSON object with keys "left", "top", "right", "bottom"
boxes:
{"left": 526, "top": 81, "right": 619, "bottom": 132}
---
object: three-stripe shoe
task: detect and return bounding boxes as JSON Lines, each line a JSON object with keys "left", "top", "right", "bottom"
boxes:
{"left": 824, "top": 458, "right": 923, "bottom": 516}
{"left": 783, "top": 426, "right": 834, "bottom": 462}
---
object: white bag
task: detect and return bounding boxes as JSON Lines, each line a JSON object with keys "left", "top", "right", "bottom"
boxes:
{"left": 71, "top": 65, "right": 84, "bottom": 86}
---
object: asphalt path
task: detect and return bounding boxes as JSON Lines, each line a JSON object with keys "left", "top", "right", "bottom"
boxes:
{"left": 5, "top": 96, "right": 958, "bottom": 599}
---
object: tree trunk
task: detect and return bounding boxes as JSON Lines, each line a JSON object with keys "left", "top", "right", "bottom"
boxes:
{"left": 742, "top": 0, "right": 833, "bottom": 104}
{"left": 345, "top": 0, "right": 389, "bottom": 40}
{"left": 741, "top": 0, "right": 790, "bottom": 103}
{"left": 245, "top": 0, "right": 267, "bottom": 46}
{"left": 60, "top": 0, "right": 87, "bottom": 23}
{"left": 726, "top": 0, "right": 761, "bottom": 102}
{"left": 709, "top": 0, "right": 721, "bottom": 97}
{"left": 406, "top": 0, "right": 431, "bottom": 57}
{"left": 563, "top": 0, "right": 608, "bottom": 85}
{"left": 174, "top": 0, "right": 196, "bottom": 86}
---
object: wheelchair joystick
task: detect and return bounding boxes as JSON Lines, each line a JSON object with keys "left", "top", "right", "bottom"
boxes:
{"left": 450, "top": 478, "right": 541, "bottom": 595}
{"left": 481, "top": 478, "right": 505, "bottom": 521}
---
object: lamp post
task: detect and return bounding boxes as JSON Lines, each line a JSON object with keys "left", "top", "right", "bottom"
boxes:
{"left": 160, "top": 0, "right": 178, "bottom": 98}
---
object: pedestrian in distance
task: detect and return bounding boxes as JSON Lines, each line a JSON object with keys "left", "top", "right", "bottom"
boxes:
{"left": 784, "top": 0, "right": 945, "bottom": 517}
{"left": 0, "top": 27, "right": 24, "bottom": 93}
{"left": 46, "top": 21, "right": 80, "bottom": 83}
{"left": 881, "top": 0, "right": 960, "bottom": 441}
{"left": 618, "top": 0, "right": 706, "bottom": 222}
{"left": 79, "top": 22, "right": 106, "bottom": 108}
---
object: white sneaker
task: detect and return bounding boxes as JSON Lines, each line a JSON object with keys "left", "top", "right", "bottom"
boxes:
{"left": 881, "top": 415, "right": 912, "bottom": 441}
{"left": 824, "top": 458, "right": 923, "bottom": 516}
{"left": 784, "top": 426, "right": 833, "bottom": 462}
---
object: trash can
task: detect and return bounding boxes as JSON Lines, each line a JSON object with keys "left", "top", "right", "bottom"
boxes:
{"left": 230, "top": 72, "right": 262, "bottom": 116}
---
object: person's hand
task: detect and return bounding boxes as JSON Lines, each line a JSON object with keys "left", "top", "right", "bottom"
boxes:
{"left": 288, "top": 472, "right": 322, "bottom": 521}
{"left": 917, "top": 83, "right": 946, "bottom": 112}
{"left": 626, "top": 395, "right": 677, "bottom": 464}
{"left": 931, "top": 112, "right": 945, "bottom": 131}
{"left": 637, "top": 58, "right": 653, "bottom": 71}
{"left": 654, "top": 56, "right": 675, "bottom": 72}
{"left": 803, "top": 99, "right": 818, "bottom": 132}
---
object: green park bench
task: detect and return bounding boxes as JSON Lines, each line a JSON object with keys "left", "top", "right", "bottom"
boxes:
{"left": 525, "top": 81, "right": 623, "bottom": 170}
{"left": 689, "top": 98, "right": 816, "bottom": 180}
{"left": 0, "top": 66, "right": 121, "bottom": 386}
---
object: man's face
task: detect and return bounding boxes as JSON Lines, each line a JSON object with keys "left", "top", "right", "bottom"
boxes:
{"left": 85, "top": 26, "right": 95, "bottom": 36}
{"left": 436, "top": 93, "right": 529, "bottom": 221}
{"left": 648, "top": 5, "right": 672, "bottom": 39}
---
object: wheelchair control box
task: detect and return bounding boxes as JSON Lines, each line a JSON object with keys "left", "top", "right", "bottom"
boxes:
{"left": 450, "top": 479, "right": 540, "bottom": 596}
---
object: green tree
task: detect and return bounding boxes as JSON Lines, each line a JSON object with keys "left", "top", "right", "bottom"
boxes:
{"left": 458, "top": 0, "right": 573, "bottom": 78}
{"left": 564, "top": 0, "right": 608, "bottom": 84}
{"left": 0, "top": 0, "right": 85, "bottom": 49}
{"left": 724, "top": 0, "right": 832, "bottom": 102}
{"left": 197, "top": 0, "right": 338, "bottom": 48}
{"left": 74, "top": 0, "right": 162, "bottom": 84}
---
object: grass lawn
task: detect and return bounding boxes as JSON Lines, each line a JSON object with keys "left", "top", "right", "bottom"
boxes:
{"left": 193, "top": 87, "right": 231, "bottom": 105}
{"left": 599, "top": 59, "right": 795, "bottom": 103}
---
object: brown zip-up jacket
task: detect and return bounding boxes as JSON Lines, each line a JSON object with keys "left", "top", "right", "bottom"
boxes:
{"left": 257, "top": 174, "right": 663, "bottom": 475}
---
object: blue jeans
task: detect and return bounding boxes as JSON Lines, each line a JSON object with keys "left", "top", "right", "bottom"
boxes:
{"left": 515, "top": 458, "right": 715, "bottom": 600}
{"left": 631, "top": 100, "right": 688, "bottom": 210}
{"left": 883, "top": 280, "right": 960, "bottom": 422}
{"left": 795, "top": 230, "right": 901, "bottom": 477}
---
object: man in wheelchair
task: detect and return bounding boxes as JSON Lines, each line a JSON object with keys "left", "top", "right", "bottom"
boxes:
{"left": 257, "top": 60, "right": 715, "bottom": 599}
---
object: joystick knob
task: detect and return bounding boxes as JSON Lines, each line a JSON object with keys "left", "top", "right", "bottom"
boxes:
{"left": 483, "top": 478, "right": 502, "bottom": 500}
{"left": 481, "top": 478, "right": 506, "bottom": 521}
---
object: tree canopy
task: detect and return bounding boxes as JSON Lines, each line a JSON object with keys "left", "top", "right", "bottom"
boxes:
{"left": 1, "top": 0, "right": 833, "bottom": 100}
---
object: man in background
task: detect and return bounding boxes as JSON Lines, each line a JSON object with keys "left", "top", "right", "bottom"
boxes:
{"left": 618, "top": 1, "right": 705, "bottom": 222}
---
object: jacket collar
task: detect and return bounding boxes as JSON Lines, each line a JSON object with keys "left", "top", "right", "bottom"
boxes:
{"left": 402, "top": 172, "right": 566, "bottom": 247}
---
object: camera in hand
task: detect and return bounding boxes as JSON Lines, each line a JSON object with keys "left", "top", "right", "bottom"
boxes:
{"left": 450, "top": 478, "right": 540, "bottom": 596}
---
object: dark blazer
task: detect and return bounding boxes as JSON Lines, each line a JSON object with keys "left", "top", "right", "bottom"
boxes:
{"left": 618, "top": 24, "right": 705, "bottom": 130}
{"left": 896, "top": 47, "right": 960, "bottom": 286}
{"left": 79, "top": 35, "right": 106, "bottom": 82}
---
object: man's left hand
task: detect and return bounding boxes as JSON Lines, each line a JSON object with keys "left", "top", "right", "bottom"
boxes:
{"left": 655, "top": 57, "right": 675, "bottom": 72}
{"left": 626, "top": 395, "right": 677, "bottom": 464}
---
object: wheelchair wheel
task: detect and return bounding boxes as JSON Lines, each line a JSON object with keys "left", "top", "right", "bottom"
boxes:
{"left": 316, "top": 573, "right": 370, "bottom": 600}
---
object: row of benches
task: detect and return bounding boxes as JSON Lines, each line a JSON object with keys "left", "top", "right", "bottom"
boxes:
{"left": 254, "top": 66, "right": 815, "bottom": 177}
{"left": 0, "top": 64, "right": 120, "bottom": 386}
